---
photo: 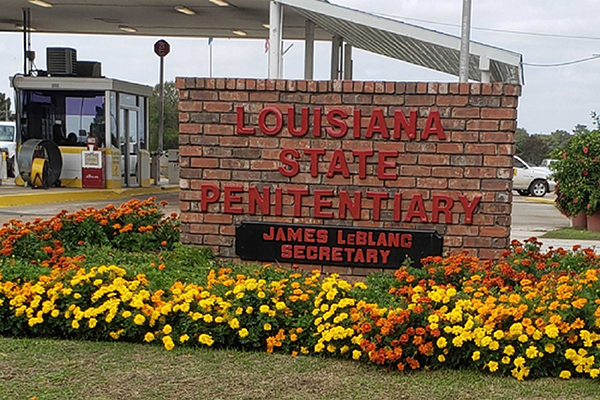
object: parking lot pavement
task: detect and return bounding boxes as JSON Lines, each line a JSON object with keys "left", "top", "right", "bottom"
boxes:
{"left": 0, "top": 192, "right": 180, "bottom": 225}
{"left": 511, "top": 191, "right": 600, "bottom": 251}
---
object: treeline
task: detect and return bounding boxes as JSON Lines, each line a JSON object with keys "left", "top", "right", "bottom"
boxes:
{"left": 515, "top": 125, "right": 590, "bottom": 166}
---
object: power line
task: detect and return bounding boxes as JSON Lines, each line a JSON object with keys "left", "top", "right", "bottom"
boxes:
{"left": 372, "top": 12, "right": 600, "bottom": 41}
{"left": 523, "top": 54, "right": 600, "bottom": 67}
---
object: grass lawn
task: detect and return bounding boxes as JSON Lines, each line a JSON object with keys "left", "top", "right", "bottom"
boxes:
{"left": 0, "top": 337, "right": 598, "bottom": 400}
{"left": 542, "top": 228, "right": 600, "bottom": 241}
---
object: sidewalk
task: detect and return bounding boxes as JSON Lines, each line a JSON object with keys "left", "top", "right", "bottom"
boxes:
{"left": 0, "top": 179, "right": 179, "bottom": 208}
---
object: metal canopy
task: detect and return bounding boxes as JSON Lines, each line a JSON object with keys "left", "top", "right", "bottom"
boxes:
{"left": 279, "top": 0, "right": 523, "bottom": 84}
{"left": 0, "top": 0, "right": 523, "bottom": 84}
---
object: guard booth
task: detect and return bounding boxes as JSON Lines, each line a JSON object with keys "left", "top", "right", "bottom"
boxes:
{"left": 11, "top": 75, "right": 152, "bottom": 188}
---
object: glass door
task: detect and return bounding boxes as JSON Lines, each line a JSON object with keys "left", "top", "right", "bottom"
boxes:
{"left": 119, "top": 107, "right": 139, "bottom": 187}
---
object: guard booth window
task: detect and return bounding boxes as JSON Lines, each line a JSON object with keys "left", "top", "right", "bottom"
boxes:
{"left": 20, "top": 90, "right": 105, "bottom": 147}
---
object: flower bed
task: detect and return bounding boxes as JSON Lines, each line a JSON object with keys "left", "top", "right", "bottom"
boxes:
{"left": 1, "top": 201, "right": 600, "bottom": 381}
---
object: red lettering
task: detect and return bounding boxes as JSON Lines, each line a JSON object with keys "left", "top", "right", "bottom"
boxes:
{"left": 380, "top": 249, "right": 391, "bottom": 264}
{"left": 366, "top": 249, "right": 378, "bottom": 263}
{"left": 319, "top": 246, "right": 331, "bottom": 260}
{"left": 393, "top": 110, "right": 417, "bottom": 140}
{"left": 200, "top": 184, "right": 220, "bottom": 212}
{"left": 422, "top": 110, "right": 446, "bottom": 140}
{"left": 281, "top": 244, "right": 293, "bottom": 258}
{"left": 332, "top": 247, "right": 343, "bottom": 262}
{"left": 279, "top": 148, "right": 300, "bottom": 177}
{"left": 401, "top": 234, "right": 413, "bottom": 248}
{"left": 366, "top": 191, "right": 388, "bottom": 221}
{"left": 313, "top": 107, "right": 322, "bottom": 137}
{"left": 304, "top": 148, "right": 325, "bottom": 177}
{"left": 304, "top": 228, "right": 316, "bottom": 243}
{"left": 288, "top": 187, "right": 309, "bottom": 217}
{"left": 459, "top": 195, "right": 481, "bottom": 224}
{"left": 432, "top": 195, "right": 454, "bottom": 223}
{"left": 293, "top": 245, "right": 306, "bottom": 259}
{"left": 377, "top": 150, "right": 398, "bottom": 180}
{"left": 316, "top": 229, "right": 328, "bottom": 244}
{"left": 249, "top": 186, "right": 270, "bottom": 215}
{"left": 352, "top": 149, "right": 373, "bottom": 179}
{"left": 339, "top": 190, "right": 362, "bottom": 220}
{"left": 236, "top": 106, "right": 255, "bottom": 135}
{"left": 393, "top": 192, "right": 402, "bottom": 222}
{"left": 258, "top": 107, "right": 283, "bottom": 135}
{"left": 224, "top": 185, "right": 244, "bottom": 214}
{"left": 326, "top": 108, "right": 348, "bottom": 138}
{"left": 404, "top": 194, "right": 428, "bottom": 223}
{"left": 314, "top": 189, "right": 334, "bottom": 219}
{"left": 275, "top": 187, "right": 283, "bottom": 216}
{"left": 356, "top": 231, "right": 366, "bottom": 245}
{"left": 327, "top": 149, "right": 350, "bottom": 178}
{"left": 287, "top": 107, "right": 310, "bottom": 137}
{"left": 288, "top": 228, "right": 302, "bottom": 242}
{"left": 366, "top": 109, "right": 389, "bottom": 139}
{"left": 263, "top": 227, "right": 275, "bottom": 241}
{"left": 306, "top": 246, "right": 318, "bottom": 260}
{"left": 353, "top": 109, "right": 361, "bottom": 138}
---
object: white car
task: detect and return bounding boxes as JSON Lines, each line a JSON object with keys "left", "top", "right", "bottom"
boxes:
{"left": 0, "top": 121, "right": 16, "bottom": 177}
{"left": 513, "top": 155, "right": 556, "bottom": 197}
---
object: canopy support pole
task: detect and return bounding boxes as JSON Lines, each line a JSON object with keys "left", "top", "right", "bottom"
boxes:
{"left": 268, "top": 1, "right": 283, "bottom": 79}
{"left": 304, "top": 19, "right": 314, "bottom": 80}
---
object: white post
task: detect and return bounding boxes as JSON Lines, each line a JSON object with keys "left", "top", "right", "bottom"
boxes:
{"left": 269, "top": 1, "right": 283, "bottom": 79}
{"left": 458, "top": 0, "right": 472, "bottom": 83}
{"left": 479, "top": 55, "right": 491, "bottom": 83}
{"left": 330, "top": 35, "right": 342, "bottom": 80}
{"left": 343, "top": 43, "right": 353, "bottom": 80}
{"left": 304, "top": 19, "right": 315, "bottom": 80}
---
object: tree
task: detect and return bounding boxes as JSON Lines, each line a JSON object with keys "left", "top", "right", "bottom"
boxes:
{"left": 0, "top": 92, "right": 14, "bottom": 121}
{"left": 548, "top": 129, "right": 571, "bottom": 152}
{"left": 149, "top": 81, "right": 178, "bottom": 151}
{"left": 519, "top": 135, "right": 549, "bottom": 166}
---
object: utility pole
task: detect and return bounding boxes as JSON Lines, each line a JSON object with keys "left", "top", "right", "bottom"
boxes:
{"left": 459, "top": 0, "right": 472, "bottom": 83}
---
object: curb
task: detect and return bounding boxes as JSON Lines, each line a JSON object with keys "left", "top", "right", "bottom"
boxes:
{"left": 0, "top": 186, "right": 179, "bottom": 208}
{"left": 525, "top": 197, "right": 555, "bottom": 205}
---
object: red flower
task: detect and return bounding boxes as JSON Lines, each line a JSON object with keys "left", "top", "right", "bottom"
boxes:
{"left": 584, "top": 147, "right": 589, "bottom": 154}
{"left": 574, "top": 198, "right": 578, "bottom": 203}
{"left": 583, "top": 170, "right": 589, "bottom": 176}
{"left": 595, "top": 157, "right": 598, "bottom": 162}
{"left": 562, "top": 153, "right": 567, "bottom": 159}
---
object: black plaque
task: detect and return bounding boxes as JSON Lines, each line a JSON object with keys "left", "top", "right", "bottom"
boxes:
{"left": 236, "top": 222, "right": 443, "bottom": 269}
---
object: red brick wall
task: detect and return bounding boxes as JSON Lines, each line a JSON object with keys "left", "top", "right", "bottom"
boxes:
{"left": 176, "top": 77, "right": 520, "bottom": 275}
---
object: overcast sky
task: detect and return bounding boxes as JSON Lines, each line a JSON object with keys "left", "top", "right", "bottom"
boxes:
{"left": 0, "top": 0, "right": 599, "bottom": 134}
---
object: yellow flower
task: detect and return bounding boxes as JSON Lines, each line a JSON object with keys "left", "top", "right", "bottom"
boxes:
{"left": 504, "top": 345, "right": 515, "bottom": 356}
{"left": 275, "top": 302, "right": 286, "bottom": 310}
{"left": 199, "top": 334, "right": 214, "bottom": 346}
{"left": 122, "top": 310, "right": 132, "bottom": 318}
{"left": 71, "top": 320, "right": 80, "bottom": 329}
{"left": 203, "top": 315, "right": 213, "bottom": 323}
{"left": 488, "top": 361, "right": 499, "bottom": 372}
{"left": 509, "top": 323, "right": 523, "bottom": 336}
{"left": 544, "top": 343, "right": 556, "bottom": 353}
{"left": 246, "top": 306, "right": 253, "bottom": 314}
{"left": 263, "top": 323, "right": 272, "bottom": 331}
{"left": 259, "top": 305, "right": 270, "bottom": 313}
{"left": 51, "top": 309, "right": 60, "bottom": 318}
{"left": 162, "top": 336, "right": 175, "bottom": 351}
{"left": 525, "top": 346, "right": 538, "bottom": 359}
{"left": 315, "top": 343, "right": 325, "bottom": 353}
{"left": 133, "top": 314, "right": 145, "bottom": 325}
{"left": 472, "top": 351, "right": 481, "bottom": 361}
{"left": 340, "top": 346, "right": 349, "bottom": 354}
{"left": 493, "top": 330, "right": 505, "bottom": 340}
{"left": 352, "top": 350, "right": 361, "bottom": 360}
{"left": 545, "top": 324, "right": 559, "bottom": 339}
{"left": 436, "top": 337, "right": 447, "bottom": 348}
{"left": 236, "top": 307, "right": 243, "bottom": 315}
{"left": 518, "top": 334, "right": 528, "bottom": 343}
{"left": 144, "top": 332, "right": 155, "bottom": 342}
{"left": 258, "top": 292, "right": 266, "bottom": 298}
{"left": 301, "top": 347, "right": 309, "bottom": 354}
{"left": 590, "top": 369, "right": 600, "bottom": 379}
{"left": 514, "top": 357, "right": 525, "bottom": 367}
{"left": 163, "top": 324, "right": 172, "bottom": 335}
{"left": 327, "top": 344, "right": 336, "bottom": 353}
{"left": 438, "top": 355, "right": 446, "bottom": 363}
{"left": 559, "top": 370, "right": 571, "bottom": 380}
{"left": 502, "top": 356, "right": 511, "bottom": 364}
{"left": 88, "top": 318, "right": 97, "bottom": 328}
{"left": 180, "top": 334, "right": 190, "bottom": 343}
{"left": 489, "top": 341, "right": 500, "bottom": 351}
{"left": 239, "top": 328, "right": 249, "bottom": 338}
{"left": 229, "top": 318, "right": 240, "bottom": 329}
{"left": 73, "top": 293, "right": 82, "bottom": 299}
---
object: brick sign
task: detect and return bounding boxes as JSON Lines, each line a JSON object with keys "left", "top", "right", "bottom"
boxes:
{"left": 177, "top": 78, "right": 519, "bottom": 276}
